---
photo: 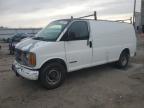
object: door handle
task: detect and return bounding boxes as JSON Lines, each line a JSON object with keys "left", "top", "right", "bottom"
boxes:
{"left": 89, "top": 41, "right": 92, "bottom": 48}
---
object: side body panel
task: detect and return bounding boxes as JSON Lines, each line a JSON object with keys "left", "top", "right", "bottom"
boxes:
{"left": 31, "top": 41, "right": 67, "bottom": 70}
{"left": 89, "top": 20, "right": 136, "bottom": 66}
{"left": 64, "top": 40, "right": 92, "bottom": 72}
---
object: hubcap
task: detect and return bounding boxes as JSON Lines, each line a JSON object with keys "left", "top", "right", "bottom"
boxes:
{"left": 121, "top": 55, "right": 127, "bottom": 66}
{"left": 46, "top": 69, "right": 61, "bottom": 85}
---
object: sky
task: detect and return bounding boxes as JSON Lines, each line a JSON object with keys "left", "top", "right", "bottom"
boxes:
{"left": 0, "top": 0, "right": 141, "bottom": 28}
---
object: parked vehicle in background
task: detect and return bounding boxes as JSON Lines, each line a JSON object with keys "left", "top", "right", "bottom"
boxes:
{"left": 12, "top": 19, "right": 136, "bottom": 89}
{"left": 142, "top": 25, "right": 144, "bottom": 33}
{"left": 9, "top": 33, "right": 33, "bottom": 55}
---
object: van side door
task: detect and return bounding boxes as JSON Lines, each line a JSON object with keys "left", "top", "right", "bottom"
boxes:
{"left": 62, "top": 21, "right": 92, "bottom": 71}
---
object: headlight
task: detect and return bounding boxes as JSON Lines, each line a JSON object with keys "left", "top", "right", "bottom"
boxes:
{"left": 24, "top": 52, "right": 36, "bottom": 67}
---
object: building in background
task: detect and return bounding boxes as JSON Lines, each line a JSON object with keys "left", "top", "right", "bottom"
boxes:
{"left": 135, "top": 12, "right": 141, "bottom": 32}
{"left": 141, "top": 0, "right": 144, "bottom": 32}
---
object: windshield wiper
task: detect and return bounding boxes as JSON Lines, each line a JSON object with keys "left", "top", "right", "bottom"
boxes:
{"left": 33, "top": 37, "right": 45, "bottom": 41}
{"left": 33, "top": 37, "right": 55, "bottom": 42}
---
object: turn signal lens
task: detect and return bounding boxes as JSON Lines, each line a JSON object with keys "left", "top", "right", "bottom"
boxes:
{"left": 28, "top": 53, "right": 36, "bottom": 66}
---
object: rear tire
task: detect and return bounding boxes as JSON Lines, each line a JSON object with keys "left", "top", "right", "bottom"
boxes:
{"left": 39, "top": 62, "right": 66, "bottom": 89}
{"left": 116, "top": 51, "right": 130, "bottom": 69}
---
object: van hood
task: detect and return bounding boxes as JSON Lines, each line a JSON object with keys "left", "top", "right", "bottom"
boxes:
{"left": 15, "top": 38, "right": 47, "bottom": 51}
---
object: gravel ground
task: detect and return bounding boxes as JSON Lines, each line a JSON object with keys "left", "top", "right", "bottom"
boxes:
{"left": 0, "top": 35, "right": 144, "bottom": 108}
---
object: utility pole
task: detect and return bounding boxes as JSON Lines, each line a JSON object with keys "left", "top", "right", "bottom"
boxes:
{"left": 133, "top": 0, "right": 136, "bottom": 26}
{"left": 141, "top": 0, "right": 144, "bottom": 33}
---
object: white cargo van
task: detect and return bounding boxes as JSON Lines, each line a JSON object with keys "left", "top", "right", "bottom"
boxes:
{"left": 12, "top": 19, "right": 136, "bottom": 89}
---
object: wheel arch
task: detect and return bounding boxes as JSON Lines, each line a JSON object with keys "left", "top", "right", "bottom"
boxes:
{"left": 116, "top": 48, "right": 130, "bottom": 69}
{"left": 121, "top": 48, "right": 130, "bottom": 55}
{"left": 40, "top": 58, "right": 67, "bottom": 72}
{"left": 119, "top": 48, "right": 130, "bottom": 59}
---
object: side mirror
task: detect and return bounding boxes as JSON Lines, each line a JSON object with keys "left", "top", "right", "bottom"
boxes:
{"left": 67, "top": 31, "right": 76, "bottom": 41}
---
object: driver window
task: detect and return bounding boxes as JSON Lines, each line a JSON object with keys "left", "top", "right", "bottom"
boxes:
{"left": 68, "top": 21, "right": 89, "bottom": 40}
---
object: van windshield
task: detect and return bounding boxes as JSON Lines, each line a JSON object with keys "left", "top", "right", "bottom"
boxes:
{"left": 34, "top": 20, "right": 69, "bottom": 41}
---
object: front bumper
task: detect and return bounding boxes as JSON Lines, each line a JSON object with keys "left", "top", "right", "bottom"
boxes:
{"left": 12, "top": 61, "right": 39, "bottom": 80}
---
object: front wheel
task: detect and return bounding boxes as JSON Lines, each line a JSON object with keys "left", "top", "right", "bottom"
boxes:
{"left": 39, "top": 62, "right": 66, "bottom": 89}
{"left": 116, "top": 51, "right": 130, "bottom": 69}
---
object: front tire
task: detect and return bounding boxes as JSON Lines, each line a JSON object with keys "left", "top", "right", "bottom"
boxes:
{"left": 116, "top": 51, "right": 130, "bottom": 69}
{"left": 39, "top": 62, "right": 66, "bottom": 89}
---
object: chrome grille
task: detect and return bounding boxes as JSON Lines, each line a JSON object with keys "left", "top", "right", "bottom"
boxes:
{"left": 15, "top": 49, "right": 23, "bottom": 64}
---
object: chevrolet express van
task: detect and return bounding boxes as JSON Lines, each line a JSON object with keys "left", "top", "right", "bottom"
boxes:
{"left": 12, "top": 19, "right": 136, "bottom": 89}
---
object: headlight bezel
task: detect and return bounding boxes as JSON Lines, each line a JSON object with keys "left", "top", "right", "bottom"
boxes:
{"left": 15, "top": 48, "right": 36, "bottom": 67}
{"left": 23, "top": 51, "right": 36, "bottom": 67}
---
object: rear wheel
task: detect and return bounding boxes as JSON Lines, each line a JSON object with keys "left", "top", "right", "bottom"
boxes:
{"left": 116, "top": 51, "right": 130, "bottom": 69}
{"left": 39, "top": 62, "right": 66, "bottom": 89}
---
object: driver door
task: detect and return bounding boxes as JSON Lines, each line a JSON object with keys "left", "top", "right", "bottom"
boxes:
{"left": 63, "top": 21, "right": 92, "bottom": 71}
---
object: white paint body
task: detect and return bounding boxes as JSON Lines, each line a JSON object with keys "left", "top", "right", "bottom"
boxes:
{"left": 13, "top": 20, "right": 136, "bottom": 80}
